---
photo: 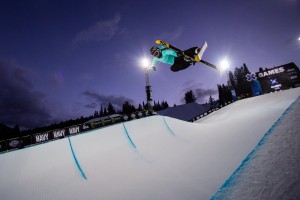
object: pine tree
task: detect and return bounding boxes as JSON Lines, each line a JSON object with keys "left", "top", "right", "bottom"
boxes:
{"left": 217, "top": 84, "right": 224, "bottom": 105}
{"left": 137, "top": 104, "right": 143, "bottom": 111}
{"left": 107, "top": 103, "right": 116, "bottom": 115}
{"left": 228, "top": 71, "right": 236, "bottom": 90}
{"left": 122, "top": 101, "right": 136, "bottom": 114}
{"left": 242, "top": 63, "right": 252, "bottom": 97}
{"left": 184, "top": 90, "right": 197, "bottom": 104}
{"left": 230, "top": 64, "right": 253, "bottom": 99}
{"left": 243, "top": 63, "right": 250, "bottom": 75}
{"left": 156, "top": 101, "right": 162, "bottom": 111}
{"left": 103, "top": 108, "right": 108, "bottom": 116}
{"left": 234, "top": 67, "right": 245, "bottom": 98}
{"left": 208, "top": 95, "right": 215, "bottom": 108}
{"left": 100, "top": 105, "right": 104, "bottom": 117}
{"left": 94, "top": 111, "right": 99, "bottom": 118}
{"left": 161, "top": 101, "right": 169, "bottom": 109}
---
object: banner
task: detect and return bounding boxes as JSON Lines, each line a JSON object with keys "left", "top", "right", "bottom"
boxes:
{"left": 1, "top": 112, "right": 156, "bottom": 154}
{"left": 7, "top": 138, "right": 23, "bottom": 150}
{"left": 33, "top": 132, "right": 52, "bottom": 144}
{"left": 256, "top": 63, "right": 300, "bottom": 93}
{"left": 66, "top": 125, "right": 82, "bottom": 136}
{"left": 52, "top": 129, "right": 67, "bottom": 139}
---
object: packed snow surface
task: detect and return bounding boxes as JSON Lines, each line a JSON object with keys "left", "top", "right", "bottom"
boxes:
{"left": 212, "top": 94, "right": 300, "bottom": 200}
{"left": 0, "top": 88, "right": 299, "bottom": 200}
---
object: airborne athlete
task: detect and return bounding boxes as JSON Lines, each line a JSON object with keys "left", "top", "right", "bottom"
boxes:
{"left": 149, "top": 40, "right": 217, "bottom": 72}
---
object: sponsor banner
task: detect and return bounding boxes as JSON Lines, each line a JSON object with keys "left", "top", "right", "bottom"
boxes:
{"left": 66, "top": 125, "right": 82, "bottom": 136}
{"left": 123, "top": 115, "right": 129, "bottom": 121}
{"left": 137, "top": 112, "right": 143, "bottom": 118}
{"left": 130, "top": 113, "right": 137, "bottom": 119}
{"left": 52, "top": 129, "right": 67, "bottom": 139}
{"left": 82, "top": 124, "right": 91, "bottom": 132}
{"left": 256, "top": 63, "right": 300, "bottom": 93}
{"left": 33, "top": 132, "right": 52, "bottom": 144}
{"left": 1, "top": 112, "right": 156, "bottom": 154}
{"left": 7, "top": 138, "right": 23, "bottom": 150}
{"left": 0, "top": 140, "right": 7, "bottom": 152}
{"left": 257, "top": 67, "right": 285, "bottom": 78}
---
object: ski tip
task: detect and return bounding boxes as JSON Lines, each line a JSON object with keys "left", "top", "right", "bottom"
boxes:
{"left": 155, "top": 40, "right": 162, "bottom": 44}
{"left": 155, "top": 40, "right": 169, "bottom": 47}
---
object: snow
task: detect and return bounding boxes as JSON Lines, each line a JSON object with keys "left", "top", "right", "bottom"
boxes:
{"left": 212, "top": 93, "right": 300, "bottom": 199}
{"left": 0, "top": 88, "right": 299, "bottom": 200}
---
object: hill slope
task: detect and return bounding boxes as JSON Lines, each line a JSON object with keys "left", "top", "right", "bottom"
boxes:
{"left": 0, "top": 88, "right": 299, "bottom": 200}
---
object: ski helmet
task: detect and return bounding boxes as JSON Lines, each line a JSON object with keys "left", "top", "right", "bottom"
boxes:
{"left": 150, "top": 46, "right": 162, "bottom": 58}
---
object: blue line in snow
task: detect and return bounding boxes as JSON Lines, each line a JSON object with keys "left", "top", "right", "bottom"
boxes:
{"left": 162, "top": 116, "right": 176, "bottom": 136}
{"left": 210, "top": 96, "right": 300, "bottom": 200}
{"left": 122, "top": 123, "right": 137, "bottom": 149}
{"left": 68, "top": 137, "right": 87, "bottom": 180}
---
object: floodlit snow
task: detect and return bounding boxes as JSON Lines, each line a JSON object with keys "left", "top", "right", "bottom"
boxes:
{"left": 212, "top": 93, "right": 300, "bottom": 199}
{"left": 0, "top": 88, "right": 299, "bottom": 200}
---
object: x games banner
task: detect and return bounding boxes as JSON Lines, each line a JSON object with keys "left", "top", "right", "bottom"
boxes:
{"left": 256, "top": 63, "right": 300, "bottom": 93}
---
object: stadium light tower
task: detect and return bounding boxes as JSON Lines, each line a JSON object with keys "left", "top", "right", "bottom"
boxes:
{"left": 140, "top": 57, "right": 152, "bottom": 111}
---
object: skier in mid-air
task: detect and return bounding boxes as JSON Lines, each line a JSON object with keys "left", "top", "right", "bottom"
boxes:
{"left": 149, "top": 42, "right": 208, "bottom": 72}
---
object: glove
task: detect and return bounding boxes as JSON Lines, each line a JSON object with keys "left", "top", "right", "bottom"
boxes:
{"left": 150, "top": 66, "right": 156, "bottom": 71}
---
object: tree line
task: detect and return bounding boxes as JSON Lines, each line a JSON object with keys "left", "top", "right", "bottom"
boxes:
{"left": 2, "top": 64, "right": 255, "bottom": 141}
{"left": 228, "top": 63, "right": 253, "bottom": 99}
{"left": 0, "top": 100, "right": 171, "bottom": 140}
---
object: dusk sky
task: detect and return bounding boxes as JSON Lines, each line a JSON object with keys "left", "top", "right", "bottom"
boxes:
{"left": 0, "top": 0, "right": 299, "bottom": 129}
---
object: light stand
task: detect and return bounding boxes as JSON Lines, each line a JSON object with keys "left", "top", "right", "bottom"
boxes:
{"left": 145, "top": 67, "right": 152, "bottom": 111}
{"left": 140, "top": 57, "right": 153, "bottom": 111}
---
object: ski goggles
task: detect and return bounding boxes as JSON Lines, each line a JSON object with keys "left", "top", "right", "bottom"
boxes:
{"left": 152, "top": 49, "right": 162, "bottom": 57}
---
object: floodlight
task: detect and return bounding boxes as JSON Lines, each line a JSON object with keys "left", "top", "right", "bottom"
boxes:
{"left": 219, "top": 58, "right": 230, "bottom": 72}
{"left": 140, "top": 57, "right": 150, "bottom": 68}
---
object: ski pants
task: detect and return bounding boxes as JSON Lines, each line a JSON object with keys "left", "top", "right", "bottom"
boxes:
{"left": 170, "top": 47, "right": 198, "bottom": 72}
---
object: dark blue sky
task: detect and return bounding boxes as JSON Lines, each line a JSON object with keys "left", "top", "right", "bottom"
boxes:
{"left": 0, "top": 0, "right": 299, "bottom": 128}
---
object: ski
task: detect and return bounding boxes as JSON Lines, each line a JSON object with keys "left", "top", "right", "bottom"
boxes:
{"left": 155, "top": 40, "right": 218, "bottom": 71}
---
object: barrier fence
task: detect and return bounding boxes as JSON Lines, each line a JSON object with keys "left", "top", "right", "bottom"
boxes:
{"left": 0, "top": 111, "right": 155, "bottom": 154}
{"left": 0, "top": 101, "right": 234, "bottom": 154}
{"left": 190, "top": 101, "right": 234, "bottom": 122}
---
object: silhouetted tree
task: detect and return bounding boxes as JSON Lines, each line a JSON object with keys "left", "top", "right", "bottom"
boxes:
{"left": 218, "top": 84, "right": 233, "bottom": 106}
{"left": 94, "top": 111, "right": 99, "bottom": 118}
{"left": 100, "top": 105, "right": 104, "bottom": 116}
{"left": 228, "top": 71, "right": 236, "bottom": 90}
{"left": 122, "top": 101, "right": 136, "bottom": 114}
{"left": 153, "top": 100, "right": 162, "bottom": 111}
{"left": 232, "top": 64, "right": 252, "bottom": 99}
{"left": 161, "top": 101, "right": 169, "bottom": 109}
{"left": 137, "top": 103, "right": 143, "bottom": 111}
{"left": 184, "top": 90, "right": 196, "bottom": 103}
{"left": 208, "top": 95, "right": 215, "bottom": 109}
{"left": 107, "top": 103, "right": 116, "bottom": 115}
{"left": 103, "top": 108, "right": 108, "bottom": 116}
